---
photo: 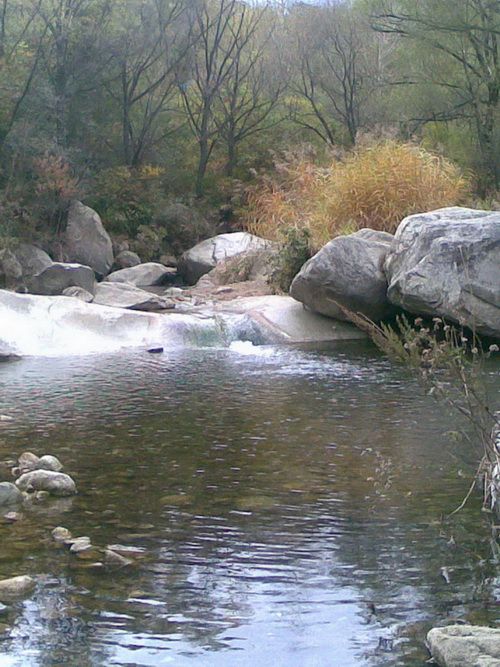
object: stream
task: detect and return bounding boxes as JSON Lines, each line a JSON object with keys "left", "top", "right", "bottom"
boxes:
{"left": 0, "top": 341, "right": 499, "bottom": 666}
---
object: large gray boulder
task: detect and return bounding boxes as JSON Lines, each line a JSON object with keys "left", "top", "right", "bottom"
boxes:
{"left": 427, "top": 625, "right": 500, "bottom": 667}
{"left": 103, "top": 262, "right": 175, "bottom": 287}
{"left": 13, "top": 244, "right": 52, "bottom": 278}
{"left": 93, "top": 282, "right": 175, "bottom": 311}
{"left": 27, "top": 262, "right": 96, "bottom": 296}
{"left": 384, "top": 207, "right": 500, "bottom": 337}
{"left": 290, "top": 229, "right": 396, "bottom": 321}
{"left": 178, "top": 233, "right": 273, "bottom": 285}
{"left": 63, "top": 201, "right": 114, "bottom": 277}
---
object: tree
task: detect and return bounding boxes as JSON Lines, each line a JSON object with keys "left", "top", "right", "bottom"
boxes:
{"left": 214, "top": 4, "right": 284, "bottom": 176}
{"left": 180, "top": 0, "right": 267, "bottom": 197}
{"left": 287, "top": 2, "right": 382, "bottom": 146}
{"left": 373, "top": 0, "right": 500, "bottom": 190}
{"left": 32, "top": 0, "right": 113, "bottom": 149}
{"left": 107, "top": 0, "right": 194, "bottom": 167}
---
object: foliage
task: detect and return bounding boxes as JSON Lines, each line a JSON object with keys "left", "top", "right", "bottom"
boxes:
{"left": 243, "top": 141, "right": 470, "bottom": 250}
{"left": 269, "top": 226, "right": 313, "bottom": 293}
{"left": 344, "top": 309, "right": 500, "bottom": 510}
{"left": 90, "top": 165, "right": 167, "bottom": 238}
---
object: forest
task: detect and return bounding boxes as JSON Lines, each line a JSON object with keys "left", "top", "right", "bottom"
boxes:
{"left": 0, "top": 0, "right": 499, "bottom": 255}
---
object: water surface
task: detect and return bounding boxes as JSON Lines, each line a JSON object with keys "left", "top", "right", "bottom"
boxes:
{"left": 0, "top": 342, "right": 499, "bottom": 666}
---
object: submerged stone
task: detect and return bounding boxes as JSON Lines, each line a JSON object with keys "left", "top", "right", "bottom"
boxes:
{"left": 0, "top": 575, "right": 35, "bottom": 602}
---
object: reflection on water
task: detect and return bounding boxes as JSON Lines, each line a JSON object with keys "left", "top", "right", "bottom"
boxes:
{"left": 0, "top": 343, "right": 499, "bottom": 666}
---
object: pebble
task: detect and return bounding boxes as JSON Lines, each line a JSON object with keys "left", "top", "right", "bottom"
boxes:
{"left": 52, "top": 527, "right": 73, "bottom": 543}
{"left": 68, "top": 537, "right": 92, "bottom": 554}
{"left": 104, "top": 549, "right": 133, "bottom": 568}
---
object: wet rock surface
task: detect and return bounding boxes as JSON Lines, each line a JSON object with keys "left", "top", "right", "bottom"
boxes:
{"left": 15, "top": 470, "right": 77, "bottom": 496}
{"left": 0, "top": 482, "right": 23, "bottom": 505}
{"left": 427, "top": 625, "right": 500, "bottom": 667}
{"left": 0, "top": 576, "right": 36, "bottom": 602}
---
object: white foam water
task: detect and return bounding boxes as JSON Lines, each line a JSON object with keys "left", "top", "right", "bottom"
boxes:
{"left": 0, "top": 290, "right": 234, "bottom": 357}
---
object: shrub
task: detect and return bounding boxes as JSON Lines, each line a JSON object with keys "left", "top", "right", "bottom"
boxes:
{"left": 243, "top": 140, "right": 470, "bottom": 250}
{"left": 90, "top": 165, "right": 166, "bottom": 238}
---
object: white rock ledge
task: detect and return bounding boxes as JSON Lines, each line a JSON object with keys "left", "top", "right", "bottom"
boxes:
{"left": 0, "top": 289, "right": 366, "bottom": 357}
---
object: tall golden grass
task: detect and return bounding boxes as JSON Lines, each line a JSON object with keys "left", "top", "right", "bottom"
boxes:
{"left": 243, "top": 141, "right": 470, "bottom": 250}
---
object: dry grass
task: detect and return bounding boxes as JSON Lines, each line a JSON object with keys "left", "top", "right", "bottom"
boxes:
{"left": 243, "top": 141, "right": 470, "bottom": 250}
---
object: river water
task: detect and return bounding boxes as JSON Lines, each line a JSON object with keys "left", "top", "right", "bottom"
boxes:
{"left": 0, "top": 342, "right": 499, "bottom": 666}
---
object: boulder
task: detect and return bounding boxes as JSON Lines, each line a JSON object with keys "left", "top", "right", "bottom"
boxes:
{"left": 36, "top": 455, "right": 64, "bottom": 472}
{"left": 0, "top": 482, "right": 23, "bottom": 505}
{"left": 93, "top": 282, "right": 175, "bottom": 311}
{"left": 178, "top": 232, "right": 273, "bottom": 285}
{"left": 113, "top": 250, "right": 141, "bottom": 269}
{"left": 62, "top": 286, "right": 94, "bottom": 302}
{"left": 384, "top": 207, "right": 500, "bottom": 337}
{"left": 290, "top": 229, "right": 396, "bottom": 321}
{"left": 15, "top": 470, "right": 77, "bottom": 496}
{"left": 427, "top": 625, "right": 500, "bottom": 667}
{"left": 0, "top": 575, "right": 35, "bottom": 601}
{"left": 27, "top": 262, "right": 96, "bottom": 296}
{"left": 63, "top": 200, "right": 114, "bottom": 277}
{"left": 103, "top": 262, "right": 176, "bottom": 287}
{"left": 0, "top": 249, "right": 22, "bottom": 286}
{"left": 13, "top": 244, "right": 52, "bottom": 278}
{"left": 204, "top": 247, "right": 278, "bottom": 287}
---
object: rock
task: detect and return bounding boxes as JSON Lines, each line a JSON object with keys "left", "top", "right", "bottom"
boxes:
{"left": 159, "top": 254, "right": 177, "bottom": 268}
{"left": 52, "top": 526, "right": 73, "bottom": 542}
{"left": 106, "top": 544, "right": 146, "bottom": 557}
{"left": 3, "top": 511, "right": 22, "bottom": 522}
{"left": 0, "top": 575, "right": 35, "bottom": 601}
{"left": 12, "top": 244, "right": 52, "bottom": 278}
{"left": 0, "top": 288, "right": 365, "bottom": 356}
{"left": 290, "top": 228, "right": 396, "bottom": 322}
{"left": 69, "top": 537, "right": 92, "bottom": 554}
{"left": 427, "top": 625, "right": 500, "bottom": 666}
{"left": 104, "top": 548, "right": 133, "bottom": 567}
{"left": 113, "top": 250, "right": 141, "bottom": 269}
{"left": 0, "top": 482, "right": 23, "bottom": 505}
{"left": 103, "top": 263, "right": 176, "bottom": 287}
{"left": 0, "top": 249, "right": 22, "bottom": 286}
{"left": 36, "top": 455, "right": 64, "bottom": 472}
{"left": 93, "top": 282, "right": 176, "bottom": 311}
{"left": 15, "top": 470, "right": 77, "bottom": 496}
{"left": 27, "top": 262, "right": 96, "bottom": 296}
{"left": 213, "top": 295, "right": 368, "bottom": 344}
{"left": 178, "top": 233, "right": 273, "bottom": 285}
{"left": 63, "top": 201, "right": 114, "bottom": 277}
{"left": 204, "top": 247, "right": 278, "bottom": 287}
{"left": 385, "top": 207, "right": 500, "bottom": 337}
{"left": 18, "top": 451, "right": 40, "bottom": 473}
{"left": 62, "top": 286, "right": 94, "bottom": 302}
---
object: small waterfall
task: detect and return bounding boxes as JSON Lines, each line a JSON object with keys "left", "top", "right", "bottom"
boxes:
{"left": 0, "top": 290, "right": 253, "bottom": 357}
